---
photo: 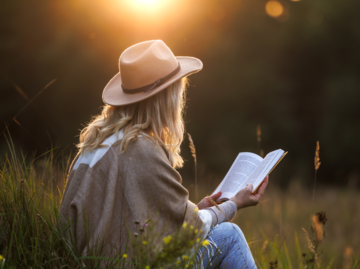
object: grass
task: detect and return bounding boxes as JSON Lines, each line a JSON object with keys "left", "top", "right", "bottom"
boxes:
{"left": 186, "top": 176, "right": 360, "bottom": 268}
{"left": 0, "top": 138, "right": 359, "bottom": 268}
{"left": 0, "top": 139, "right": 205, "bottom": 268}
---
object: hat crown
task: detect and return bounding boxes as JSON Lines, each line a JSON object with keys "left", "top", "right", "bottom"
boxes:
{"left": 120, "top": 40, "right": 178, "bottom": 90}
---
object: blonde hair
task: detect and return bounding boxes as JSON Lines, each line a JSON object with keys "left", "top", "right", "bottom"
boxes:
{"left": 77, "top": 77, "right": 188, "bottom": 168}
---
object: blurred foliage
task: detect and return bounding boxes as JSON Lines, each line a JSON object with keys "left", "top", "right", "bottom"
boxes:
{"left": 1, "top": 0, "right": 360, "bottom": 187}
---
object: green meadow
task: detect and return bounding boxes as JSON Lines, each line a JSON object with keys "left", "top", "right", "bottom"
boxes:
{"left": 2, "top": 0, "right": 360, "bottom": 268}
{"left": 0, "top": 138, "right": 358, "bottom": 268}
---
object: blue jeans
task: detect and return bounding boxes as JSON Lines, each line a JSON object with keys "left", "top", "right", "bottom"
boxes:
{"left": 194, "top": 222, "right": 257, "bottom": 269}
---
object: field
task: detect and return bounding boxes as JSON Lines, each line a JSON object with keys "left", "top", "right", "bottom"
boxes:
{"left": 0, "top": 145, "right": 359, "bottom": 268}
{"left": 190, "top": 178, "right": 360, "bottom": 268}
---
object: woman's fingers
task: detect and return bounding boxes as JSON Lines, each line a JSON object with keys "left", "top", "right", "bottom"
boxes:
{"left": 197, "top": 191, "right": 222, "bottom": 209}
{"left": 257, "top": 176, "right": 269, "bottom": 196}
{"left": 231, "top": 177, "right": 269, "bottom": 209}
{"left": 246, "top": 183, "right": 253, "bottom": 193}
{"left": 209, "top": 191, "right": 222, "bottom": 201}
{"left": 205, "top": 191, "right": 222, "bottom": 206}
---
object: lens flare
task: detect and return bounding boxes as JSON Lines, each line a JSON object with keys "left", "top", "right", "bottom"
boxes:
{"left": 265, "top": 1, "right": 284, "bottom": 18}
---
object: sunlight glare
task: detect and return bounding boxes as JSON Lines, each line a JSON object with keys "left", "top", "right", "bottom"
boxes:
{"left": 136, "top": 0, "right": 157, "bottom": 4}
{"left": 128, "top": 0, "right": 164, "bottom": 10}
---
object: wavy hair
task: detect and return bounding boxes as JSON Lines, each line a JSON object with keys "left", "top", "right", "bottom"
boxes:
{"left": 77, "top": 77, "right": 188, "bottom": 168}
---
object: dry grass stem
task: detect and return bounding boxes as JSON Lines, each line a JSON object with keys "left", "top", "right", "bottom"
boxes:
{"left": 205, "top": 195, "right": 230, "bottom": 221}
{"left": 314, "top": 141, "right": 321, "bottom": 171}
{"left": 257, "top": 124, "right": 264, "bottom": 158}
{"left": 257, "top": 124, "right": 261, "bottom": 144}
{"left": 187, "top": 133, "right": 198, "bottom": 203}
{"left": 311, "top": 215, "right": 324, "bottom": 244}
{"left": 261, "top": 240, "right": 268, "bottom": 253}
{"left": 302, "top": 228, "right": 315, "bottom": 254}
{"left": 302, "top": 227, "right": 320, "bottom": 267}
{"left": 187, "top": 133, "right": 197, "bottom": 165}
{"left": 312, "top": 141, "right": 321, "bottom": 202}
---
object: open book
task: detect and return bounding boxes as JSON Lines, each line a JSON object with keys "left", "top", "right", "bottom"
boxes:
{"left": 213, "top": 149, "right": 287, "bottom": 203}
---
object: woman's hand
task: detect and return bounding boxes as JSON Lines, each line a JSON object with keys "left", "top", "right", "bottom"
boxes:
{"left": 197, "top": 191, "right": 222, "bottom": 210}
{"left": 230, "top": 176, "right": 269, "bottom": 210}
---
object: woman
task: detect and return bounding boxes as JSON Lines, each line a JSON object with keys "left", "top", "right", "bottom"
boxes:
{"left": 59, "top": 40, "right": 268, "bottom": 268}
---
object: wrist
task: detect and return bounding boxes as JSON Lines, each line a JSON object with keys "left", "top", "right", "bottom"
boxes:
{"left": 228, "top": 200, "right": 238, "bottom": 212}
{"left": 230, "top": 197, "right": 242, "bottom": 210}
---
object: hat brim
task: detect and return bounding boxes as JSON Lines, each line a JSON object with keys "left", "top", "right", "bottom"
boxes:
{"left": 102, "top": 56, "right": 203, "bottom": 106}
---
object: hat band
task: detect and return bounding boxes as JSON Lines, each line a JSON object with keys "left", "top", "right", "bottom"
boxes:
{"left": 122, "top": 63, "right": 181, "bottom": 94}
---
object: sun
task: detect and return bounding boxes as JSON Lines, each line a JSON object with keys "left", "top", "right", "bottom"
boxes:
{"left": 116, "top": 0, "right": 173, "bottom": 24}
{"left": 127, "top": 0, "right": 164, "bottom": 9}
{"left": 136, "top": 0, "right": 158, "bottom": 4}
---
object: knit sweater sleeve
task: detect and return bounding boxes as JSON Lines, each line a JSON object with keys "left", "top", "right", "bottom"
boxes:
{"left": 199, "top": 200, "right": 238, "bottom": 227}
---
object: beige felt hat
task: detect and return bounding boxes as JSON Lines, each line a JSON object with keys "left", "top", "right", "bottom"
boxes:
{"left": 102, "top": 40, "right": 203, "bottom": 106}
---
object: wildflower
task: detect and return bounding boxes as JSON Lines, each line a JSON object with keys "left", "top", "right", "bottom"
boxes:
{"left": 145, "top": 266, "right": 150, "bottom": 269}
{"left": 182, "top": 222, "right": 187, "bottom": 228}
{"left": 163, "top": 235, "right": 172, "bottom": 244}
{"left": 176, "top": 260, "right": 180, "bottom": 264}
{"left": 202, "top": 240, "right": 210, "bottom": 247}
{"left": 195, "top": 229, "right": 198, "bottom": 234}
{"left": 142, "top": 240, "right": 148, "bottom": 245}
{"left": 141, "top": 223, "right": 149, "bottom": 228}
{"left": 183, "top": 255, "right": 189, "bottom": 260}
{"left": 0, "top": 255, "right": 3, "bottom": 261}
{"left": 196, "top": 238, "right": 200, "bottom": 243}
{"left": 122, "top": 253, "right": 128, "bottom": 259}
{"left": 190, "top": 225, "right": 194, "bottom": 230}
{"left": 185, "top": 265, "right": 189, "bottom": 268}
{"left": 194, "top": 207, "right": 198, "bottom": 213}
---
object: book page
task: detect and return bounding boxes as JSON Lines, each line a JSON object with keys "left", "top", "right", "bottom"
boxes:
{"left": 213, "top": 152, "right": 263, "bottom": 201}
{"left": 245, "top": 149, "right": 285, "bottom": 192}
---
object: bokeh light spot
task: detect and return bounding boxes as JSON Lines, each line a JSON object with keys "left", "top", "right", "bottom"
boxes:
{"left": 265, "top": 1, "right": 284, "bottom": 18}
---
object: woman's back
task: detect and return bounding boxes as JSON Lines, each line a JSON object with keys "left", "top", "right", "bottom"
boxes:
{"left": 59, "top": 133, "right": 201, "bottom": 258}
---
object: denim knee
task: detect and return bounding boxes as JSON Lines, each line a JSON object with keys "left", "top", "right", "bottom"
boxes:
{"left": 195, "top": 222, "right": 256, "bottom": 269}
{"left": 215, "top": 222, "right": 246, "bottom": 242}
